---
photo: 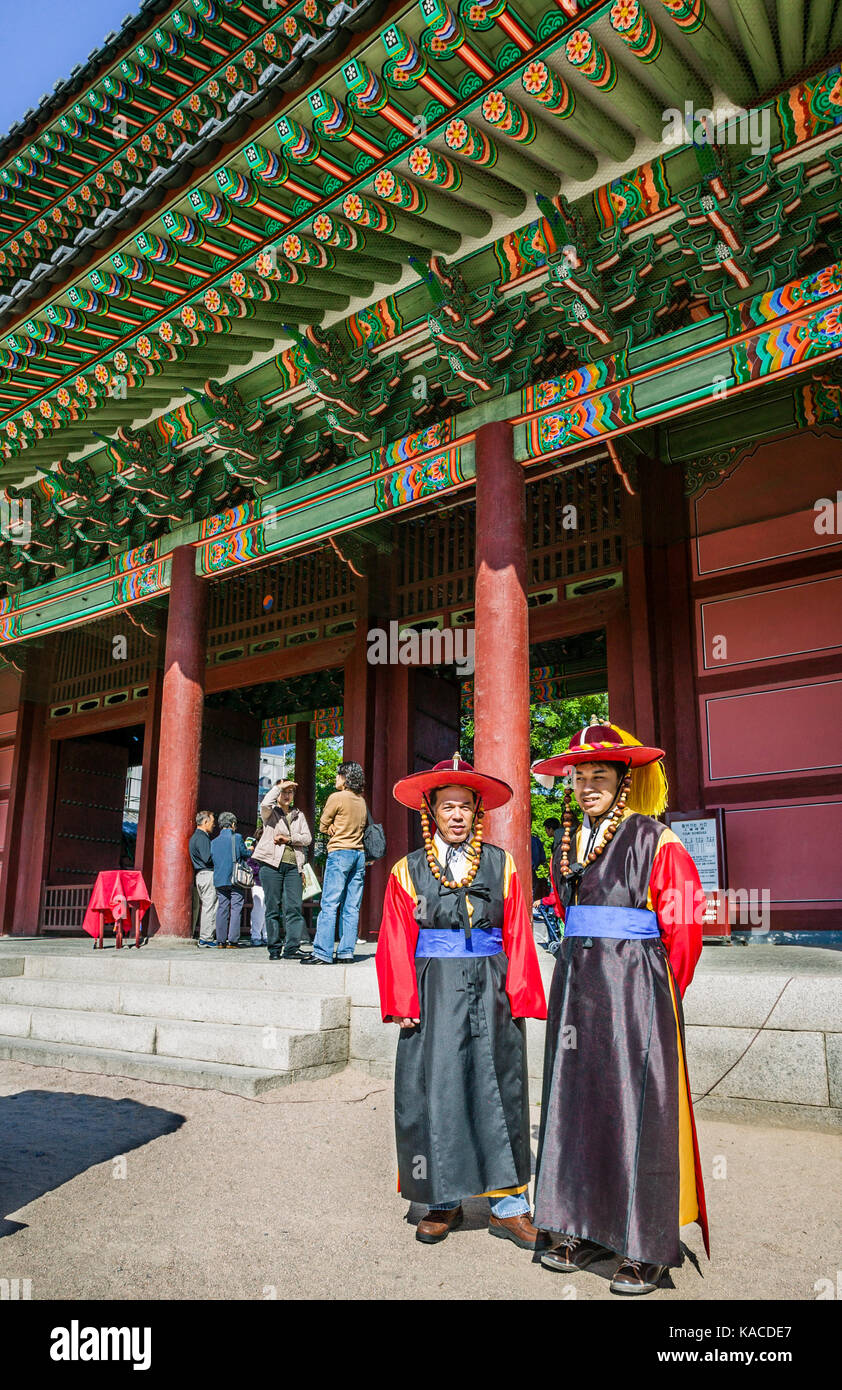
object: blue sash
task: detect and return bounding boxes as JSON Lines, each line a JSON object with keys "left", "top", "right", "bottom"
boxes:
{"left": 415, "top": 926, "right": 504, "bottom": 958}
{"left": 564, "top": 906, "right": 659, "bottom": 939}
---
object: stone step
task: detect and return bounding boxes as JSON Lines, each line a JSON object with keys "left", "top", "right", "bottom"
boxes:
{"left": 0, "top": 977, "right": 349, "bottom": 1031}
{"left": 0, "top": 1003, "right": 349, "bottom": 1070}
{"left": 17, "top": 953, "right": 350, "bottom": 994}
{"left": 0, "top": 1035, "right": 343, "bottom": 1098}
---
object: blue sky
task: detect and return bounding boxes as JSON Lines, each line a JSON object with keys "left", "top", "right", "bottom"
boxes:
{"left": 0, "top": 0, "right": 142, "bottom": 138}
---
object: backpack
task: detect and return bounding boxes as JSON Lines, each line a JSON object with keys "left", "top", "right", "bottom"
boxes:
{"left": 363, "top": 810, "right": 387, "bottom": 861}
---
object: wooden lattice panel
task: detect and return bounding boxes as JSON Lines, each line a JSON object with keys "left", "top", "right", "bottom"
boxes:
{"left": 527, "top": 460, "right": 624, "bottom": 587}
{"left": 397, "top": 506, "right": 476, "bottom": 623}
{"left": 39, "top": 884, "right": 95, "bottom": 932}
{"left": 207, "top": 550, "right": 357, "bottom": 654}
{"left": 397, "top": 459, "right": 624, "bottom": 622}
{"left": 49, "top": 614, "right": 155, "bottom": 711}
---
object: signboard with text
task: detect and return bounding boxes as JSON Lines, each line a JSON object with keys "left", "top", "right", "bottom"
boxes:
{"left": 665, "top": 809, "right": 730, "bottom": 940}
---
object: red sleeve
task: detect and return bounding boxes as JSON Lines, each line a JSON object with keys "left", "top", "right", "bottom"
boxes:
{"left": 502, "top": 866, "right": 547, "bottom": 1020}
{"left": 375, "top": 870, "right": 421, "bottom": 1021}
{"left": 649, "top": 838, "right": 705, "bottom": 997}
{"left": 543, "top": 880, "right": 564, "bottom": 920}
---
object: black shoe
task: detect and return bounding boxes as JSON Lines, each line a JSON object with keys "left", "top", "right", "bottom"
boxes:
{"left": 282, "top": 949, "right": 308, "bottom": 960}
{"left": 336, "top": 955, "right": 356, "bottom": 964}
{"left": 268, "top": 951, "right": 281, "bottom": 961}
{"left": 300, "top": 954, "right": 332, "bottom": 965}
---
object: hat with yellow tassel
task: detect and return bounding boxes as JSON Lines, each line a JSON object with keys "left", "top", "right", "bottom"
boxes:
{"left": 531, "top": 723, "right": 668, "bottom": 817}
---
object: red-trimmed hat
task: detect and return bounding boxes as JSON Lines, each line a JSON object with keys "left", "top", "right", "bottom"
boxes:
{"left": 393, "top": 752, "right": 513, "bottom": 811}
{"left": 532, "top": 723, "right": 665, "bottom": 778}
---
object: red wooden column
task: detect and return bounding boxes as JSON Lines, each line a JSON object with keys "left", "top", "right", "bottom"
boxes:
{"left": 9, "top": 705, "right": 53, "bottom": 934}
{"left": 473, "top": 420, "right": 532, "bottom": 900}
{"left": 150, "top": 546, "right": 208, "bottom": 936}
{"left": 0, "top": 668, "right": 28, "bottom": 934}
{"left": 3, "top": 644, "right": 56, "bottom": 935}
{"left": 2, "top": 692, "right": 49, "bottom": 935}
{"left": 294, "top": 719, "right": 316, "bottom": 833}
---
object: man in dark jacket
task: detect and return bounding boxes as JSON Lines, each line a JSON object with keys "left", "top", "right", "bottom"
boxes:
{"left": 189, "top": 810, "right": 217, "bottom": 949}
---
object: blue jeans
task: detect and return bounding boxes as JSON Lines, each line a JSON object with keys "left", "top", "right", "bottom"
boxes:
{"left": 535, "top": 902, "right": 561, "bottom": 947}
{"left": 432, "top": 1194, "right": 530, "bottom": 1217}
{"left": 312, "top": 849, "right": 366, "bottom": 961}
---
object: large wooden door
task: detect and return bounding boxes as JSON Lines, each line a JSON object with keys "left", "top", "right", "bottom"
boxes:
{"left": 48, "top": 738, "right": 129, "bottom": 882}
{"left": 199, "top": 708, "right": 261, "bottom": 835}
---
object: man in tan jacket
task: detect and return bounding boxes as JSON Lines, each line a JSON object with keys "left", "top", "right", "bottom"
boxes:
{"left": 253, "top": 779, "right": 312, "bottom": 960}
{"left": 302, "top": 762, "right": 367, "bottom": 965}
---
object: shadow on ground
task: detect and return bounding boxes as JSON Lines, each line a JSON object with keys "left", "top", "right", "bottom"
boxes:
{"left": 0, "top": 1091, "right": 185, "bottom": 1237}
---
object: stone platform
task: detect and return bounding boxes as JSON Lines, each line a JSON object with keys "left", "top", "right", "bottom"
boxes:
{"left": 347, "top": 940, "right": 842, "bottom": 1133}
{"left": 0, "top": 938, "right": 353, "bottom": 1098}
{"left": 0, "top": 937, "right": 840, "bottom": 1129}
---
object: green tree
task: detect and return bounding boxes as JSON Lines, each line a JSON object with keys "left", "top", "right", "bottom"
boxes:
{"left": 462, "top": 690, "right": 610, "bottom": 860}
{"left": 529, "top": 692, "right": 609, "bottom": 856}
{"left": 313, "top": 735, "right": 343, "bottom": 864}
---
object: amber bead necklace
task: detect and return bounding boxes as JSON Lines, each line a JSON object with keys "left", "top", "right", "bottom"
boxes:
{"left": 557, "top": 769, "right": 632, "bottom": 877}
{"left": 421, "top": 800, "right": 485, "bottom": 890}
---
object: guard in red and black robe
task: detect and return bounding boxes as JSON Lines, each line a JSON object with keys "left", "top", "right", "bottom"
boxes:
{"left": 376, "top": 756, "right": 547, "bottom": 1250}
{"left": 532, "top": 724, "right": 710, "bottom": 1295}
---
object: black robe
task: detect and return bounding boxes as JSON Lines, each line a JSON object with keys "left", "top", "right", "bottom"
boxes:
{"left": 533, "top": 813, "right": 709, "bottom": 1266}
{"left": 376, "top": 843, "right": 546, "bottom": 1208}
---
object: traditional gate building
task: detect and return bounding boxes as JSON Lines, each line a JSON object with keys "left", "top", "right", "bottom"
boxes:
{"left": 0, "top": 0, "right": 840, "bottom": 938}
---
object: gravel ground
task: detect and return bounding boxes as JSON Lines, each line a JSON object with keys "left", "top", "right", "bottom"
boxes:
{"left": 0, "top": 1058, "right": 839, "bottom": 1302}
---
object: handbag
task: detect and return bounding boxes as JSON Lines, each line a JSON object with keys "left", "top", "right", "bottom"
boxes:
{"left": 363, "top": 810, "right": 386, "bottom": 861}
{"left": 300, "top": 862, "right": 321, "bottom": 901}
{"left": 232, "top": 860, "right": 254, "bottom": 889}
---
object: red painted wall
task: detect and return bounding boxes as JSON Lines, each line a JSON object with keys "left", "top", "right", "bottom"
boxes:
{"left": 724, "top": 799, "right": 841, "bottom": 927}
{"left": 689, "top": 428, "right": 842, "bottom": 928}
{"left": 691, "top": 431, "right": 842, "bottom": 579}
{"left": 698, "top": 574, "right": 842, "bottom": 673}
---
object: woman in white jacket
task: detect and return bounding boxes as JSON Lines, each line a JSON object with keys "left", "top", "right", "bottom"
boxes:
{"left": 252, "top": 779, "right": 313, "bottom": 960}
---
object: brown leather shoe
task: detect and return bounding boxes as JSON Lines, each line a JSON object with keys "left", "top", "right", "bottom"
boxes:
{"left": 416, "top": 1206, "right": 463, "bottom": 1244}
{"left": 488, "top": 1213, "right": 550, "bottom": 1251}
{"left": 541, "top": 1237, "right": 610, "bottom": 1273}
{"left": 610, "top": 1259, "right": 667, "bottom": 1295}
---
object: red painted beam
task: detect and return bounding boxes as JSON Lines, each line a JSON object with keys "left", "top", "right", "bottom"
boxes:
{"left": 204, "top": 632, "right": 355, "bottom": 695}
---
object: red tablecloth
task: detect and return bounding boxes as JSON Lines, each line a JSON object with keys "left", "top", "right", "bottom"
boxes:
{"left": 82, "top": 870, "right": 151, "bottom": 939}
